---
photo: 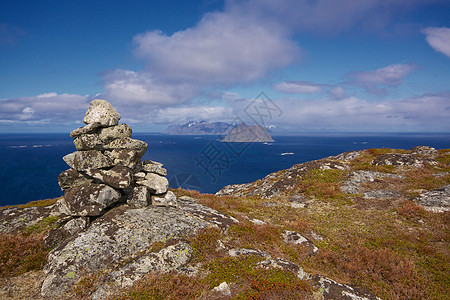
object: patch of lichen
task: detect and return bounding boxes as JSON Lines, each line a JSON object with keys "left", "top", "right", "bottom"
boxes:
{"left": 23, "top": 215, "right": 59, "bottom": 235}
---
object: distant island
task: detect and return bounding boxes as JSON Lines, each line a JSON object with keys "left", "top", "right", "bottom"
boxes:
{"left": 222, "top": 123, "right": 274, "bottom": 142}
{"left": 163, "top": 121, "right": 232, "bottom": 135}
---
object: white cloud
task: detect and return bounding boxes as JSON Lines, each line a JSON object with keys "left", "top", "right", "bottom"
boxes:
{"left": 133, "top": 11, "right": 300, "bottom": 85}
{"left": 0, "top": 93, "right": 89, "bottom": 125}
{"left": 347, "top": 64, "right": 416, "bottom": 94}
{"left": 103, "top": 69, "right": 197, "bottom": 106}
{"left": 422, "top": 27, "right": 450, "bottom": 58}
{"left": 274, "top": 81, "right": 324, "bottom": 94}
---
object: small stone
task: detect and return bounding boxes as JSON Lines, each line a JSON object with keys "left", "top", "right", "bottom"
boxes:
{"left": 85, "top": 166, "right": 133, "bottom": 189}
{"left": 98, "top": 123, "right": 132, "bottom": 143}
{"left": 152, "top": 191, "right": 177, "bottom": 207}
{"left": 73, "top": 133, "right": 103, "bottom": 150}
{"left": 127, "top": 186, "right": 152, "bottom": 208}
{"left": 142, "top": 161, "right": 167, "bottom": 176}
{"left": 213, "top": 282, "right": 231, "bottom": 296}
{"left": 136, "top": 173, "right": 169, "bottom": 195}
{"left": 70, "top": 122, "right": 102, "bottom": 137}
{"left": 58, "top": 169, "right": 92, "bottom": 191}
{"left": 83, "top": 99, "right": 120, "bottom": 126}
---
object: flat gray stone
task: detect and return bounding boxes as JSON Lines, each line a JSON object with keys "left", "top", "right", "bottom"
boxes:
{"left": 136, "top": 173, "right": 169, "bottom": 195}
{"left": 85, "top": 166, "right": 133, "bottom": 189}
{"left": 102, "top": 137, "right": 148, "bottom": 158}
{"left": 63, "top": 150, "right": 114, "bottom": 171}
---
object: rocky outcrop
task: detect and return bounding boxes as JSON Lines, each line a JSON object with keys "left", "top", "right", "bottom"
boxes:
{"left": 222, "top": 123, "right": 274, "bottom": 142}
{"left": 416, "top": 184, "right": 450, "bottom": 212}
{"left": 216, "top": 157, "right": 347, "bottom": 198}
{"left": 41, "top": 198, "right": 238, "bottom": 298}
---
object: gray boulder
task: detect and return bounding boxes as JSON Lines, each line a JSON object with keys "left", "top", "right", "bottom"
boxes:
{"left": 126, "top": 186, "right": 152, "bottom": 208}
{"left": 136, "top": 172, "right": 169, "bottom": 195}
{"left": 63, "top": 183, "right": 121, "bottom": 216}
{"left": 41, "top": 201, "right": 236, "bottom": 297}
{"left": 83, "top": 99, "right": 120, "bottom": 126}
{"left": 85, "top": 166, "right": 133, "bottom": 189}
{"left": 103, "top": 137, "right": 148, "bottom": 158}
{"left": 98, "top": 123, "right": 132, "bottom": 143}
{"left": 63, "top": 150, "right": 114, "bottom": 171}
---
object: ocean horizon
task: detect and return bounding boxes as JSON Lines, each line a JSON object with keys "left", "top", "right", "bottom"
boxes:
{"left": 1, "top": 132, "right": 449, "bottom": 206}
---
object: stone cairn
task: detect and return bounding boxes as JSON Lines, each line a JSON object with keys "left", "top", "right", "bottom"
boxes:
{"left": 58, "top": 99, "right": 176, "bottom": 217}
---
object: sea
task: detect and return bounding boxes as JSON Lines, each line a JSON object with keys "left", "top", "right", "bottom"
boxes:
{"left": 1, "top": 132, "right": 449, "bottom": 207}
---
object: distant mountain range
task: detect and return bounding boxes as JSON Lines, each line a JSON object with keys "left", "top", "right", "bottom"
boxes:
{"left": 163, "top": 121, "right": 233, "bottom": 135}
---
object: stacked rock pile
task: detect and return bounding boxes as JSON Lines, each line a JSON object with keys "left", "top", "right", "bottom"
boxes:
{"left": 58, "top": 99, "right": 175, "bottom": 217}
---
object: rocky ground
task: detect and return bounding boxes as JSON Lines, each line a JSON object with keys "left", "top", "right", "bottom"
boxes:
{"left": 0, "top": 145, "right": 448, "bottom": 299}
{"left": 1, "top": 99, "right": 448, "bottom": 299}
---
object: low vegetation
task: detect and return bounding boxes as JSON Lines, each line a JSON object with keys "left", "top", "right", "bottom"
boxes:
{"left": 1, "top": 148, "right": 449, "bottom": 299}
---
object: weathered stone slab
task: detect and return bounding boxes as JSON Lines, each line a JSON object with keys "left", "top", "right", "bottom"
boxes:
{"left": 73, "top": 133, "right": 103, "bottom": 150}
{"left": 98, "top": 123, "right": 132, "bottom": 143}
{"left": 58, "top": 169, "right": 92, "bottom": 190}
{"left": 63, "top": 150, "right": 114, "bottom": 171}
{"left": 85, "top": 166, "right": 133, "bottom": 189}
{"left": 70, "top": 122, "right": 101, "bottom": 137}
{"left": 136, "top": 173, "right": 169, "bottom": 195}
{"left": 63, "top": 183, "right": 120, "bottom": 216}
{"left": 102, "top": 137, "right": 148, "bottom": 157}
{"left": 126, "top": 186, "right": 152, "bottom": 208}
{"left": 83, "top": 99, "right": 120, "bottom": 126}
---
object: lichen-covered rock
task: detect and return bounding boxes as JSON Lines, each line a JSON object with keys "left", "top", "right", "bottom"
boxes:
{"left": 85, "top": 166, "right": 133, "bottom": 189}
{"left": 43, "top": 217, "right": 89, "bottom": 248}
{"left": 63, "top": 183, "right": 121, "bottom": 216}
{"left": 92, "top": 242, "right": 193, "bottom": 299}
{"left": 152, "top": 190, "right": 177, "bottom": 207}
{"left": 371, "top": 153, "right": 436, "bottom": 168}
{"left": 136, "top": 172, "right": 169, "bottom": 195}
{"left": 41, "top": 204, "right": 226, "bottom": 297}
{"left": 103, "top": 137, "right": 148, "bottom": 158}
{"left": 416, "top": 184, "right": 450, "bottom": 212}
{"left": 73, "top": 133, "right": 103, "bottom": 150}
{"left": 104, "top": 149, "right": 142, "bottom": 170}
{"left": 309, "top": 274, "right": 381, "bottom": 300}
{"left": 282, "top": 230, "right": 318, "bottom": 255}
{"left": 126, "top": 186, "right": 151, "bottom": 208}
{"left": 70, "top": 122, "right": 102, "bottom": 137}
{"left": 142, "top": 160, "right": 167, "bottom": 176}
{"left": 341, "top": 170, "right": 403, "bottom": 196}
{"left": 98, "top": 123, "right": 132, "bottom": 143}
{"left": 63, "top": 150, "right": 114, "bottom": 171}
{"left": 58, "top": 169, "right": 92, "bottom": 191}
{"left": 83, "top": 99, "right": 120, "bottom": 126}
{"left": 411, "top": 146, "right": 438, "bottom": 156}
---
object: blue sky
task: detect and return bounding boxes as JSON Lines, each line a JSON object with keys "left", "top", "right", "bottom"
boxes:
{"left": 1, "top": 0, "right": 450, "bottom": 133}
